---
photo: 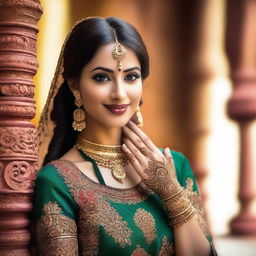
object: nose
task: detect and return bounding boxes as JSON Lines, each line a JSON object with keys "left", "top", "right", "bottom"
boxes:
{"left": 110, "top": 78, "right": 127, "bottom": 101}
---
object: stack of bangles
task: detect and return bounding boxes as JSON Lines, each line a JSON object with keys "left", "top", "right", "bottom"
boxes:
{"left": 162, "top": 187, "right": 195, "bottom": 228}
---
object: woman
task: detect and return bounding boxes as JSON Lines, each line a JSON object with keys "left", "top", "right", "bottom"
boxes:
{"left": 34, "top": 16, "right": 217, "bottom": 255}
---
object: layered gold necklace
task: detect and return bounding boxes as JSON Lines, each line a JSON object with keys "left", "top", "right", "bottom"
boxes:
{"left": 75, "top": 136, "right": 128, "bottom": 183}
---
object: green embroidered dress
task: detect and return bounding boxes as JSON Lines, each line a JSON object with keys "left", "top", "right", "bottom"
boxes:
{"left": 34, "top": 150, "right": 212, "bottom": 255}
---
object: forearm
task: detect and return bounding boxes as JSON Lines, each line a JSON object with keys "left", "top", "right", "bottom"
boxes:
{"left": 161, "top": 187, "right": 212, "bottom": 256}
{"left": 173, "top": 214, "right": 211, "bottom": 256}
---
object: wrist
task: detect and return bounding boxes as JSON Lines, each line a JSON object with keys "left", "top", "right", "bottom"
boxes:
{"left": 162, "top": 188, "right": 196, "bottom": 228}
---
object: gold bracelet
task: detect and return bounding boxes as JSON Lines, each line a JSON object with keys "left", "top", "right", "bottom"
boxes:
{"left": 162, "top": 188, "right": 184, "bottom": 202}
{"left": 170, "top": 205, "right": 195, "bottom": 229}
{"left": 169, "top": 203, "right": 193, "bottom": 218}
{"left": 164, "top": 195, "right": 191, "bottom": 216}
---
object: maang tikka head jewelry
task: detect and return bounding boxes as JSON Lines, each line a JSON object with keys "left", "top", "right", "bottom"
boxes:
{"left": 112, "top": 30, "right": 126, "bottom": 71}
{"left": 72, "top": 90, "right": 86, "bottom": 131}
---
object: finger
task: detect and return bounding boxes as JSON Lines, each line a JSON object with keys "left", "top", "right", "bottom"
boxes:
{"left": 123, "top": 137, "right": 148, "bottom": 167}
{"left": 163, "top": 147, "right": 174, "bottom": 162}
{"left": 163, "top": 147, "right": 171, "bottom": 158}
{"left": 126, "top": 121, "right": 160, "bottom": 154}
{"left": 123, "top": 126, "right": 153, "bottom": 158}
{"left": 121, "top": 143, "right": 148, "bottom": 179}
{"left": 163, "top": 147, "right": 176, "bottom": 178}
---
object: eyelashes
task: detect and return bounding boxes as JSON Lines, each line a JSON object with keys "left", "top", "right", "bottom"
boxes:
{"left": 124, "top": 73, "right": 141, "bottom": 81}
{"left": 92, "top": 73, "right": 110, "bottom": 82}
{"left": 92, "top": 72, "right": 141, "bottom": 83}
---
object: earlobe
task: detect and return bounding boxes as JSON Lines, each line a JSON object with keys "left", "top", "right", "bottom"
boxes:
{"left": 67, "top": 79, "right": 79, "bottom": 94}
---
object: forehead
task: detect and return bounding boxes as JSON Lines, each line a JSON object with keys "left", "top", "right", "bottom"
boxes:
{"left": 85, "top": 43, "right": 140, "bottom": 71}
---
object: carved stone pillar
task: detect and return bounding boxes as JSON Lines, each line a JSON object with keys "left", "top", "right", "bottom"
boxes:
{"left": 0, "top": 0, "right": 42, "bottom": 254}
{"left": 171, "top": 0, "right": 213, "bottom": 204}
{"left": 226, "top": 0, "right": 256, "bottom": 235}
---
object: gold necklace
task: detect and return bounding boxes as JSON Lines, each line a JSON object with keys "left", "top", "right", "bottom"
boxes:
{"left": 75, "top": 136, "right": 128, "bottom": 183}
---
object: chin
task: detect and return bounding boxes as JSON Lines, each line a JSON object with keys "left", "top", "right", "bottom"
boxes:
{"left": 101, "top": 116, "right": 131, "bottom": 128}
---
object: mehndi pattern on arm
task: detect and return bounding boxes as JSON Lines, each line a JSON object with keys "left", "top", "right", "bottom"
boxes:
{"left": 142, "top": 157, "right": 196, "bottom": 229}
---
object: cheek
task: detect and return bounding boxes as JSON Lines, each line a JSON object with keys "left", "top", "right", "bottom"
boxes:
{"left": 81, "top": 86, "right": 106, "bottom": 105}
{"left": 129, "top": 84, "right": 143, "bottom": 103}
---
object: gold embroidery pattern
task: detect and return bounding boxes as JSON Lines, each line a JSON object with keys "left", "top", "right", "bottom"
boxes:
{"left": 134, "top": 208, "right": 156, "bottom": 244}
{"left": 97, "top": 199, "right": 132, "bottom": 247}
{"left": 36, "top": 201, "right": 78, "bottom": 256}
{"left": 52, "top": 160, "right": 132, "bottom": 250}
{"left": 185, "top": 177, "right": 210, "bottom": 237}
{"left": 131, "top": 245, "right": 149, "bottom": 256}
{"left": 78, "top": 214, "right": 99, "bottom": 256}
{"left": 52, "top": 160, "right": 152, "bottom": 204}
{"left": 158, "top": 236, "right": 174, "bottom": 256}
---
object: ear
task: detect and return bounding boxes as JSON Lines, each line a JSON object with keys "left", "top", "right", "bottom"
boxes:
{"left": 67, "top": 79, "right": 79, "bottom": 94}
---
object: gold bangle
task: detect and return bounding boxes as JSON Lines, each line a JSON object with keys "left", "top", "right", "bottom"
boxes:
{"left": 165, "top": 196, "right": 191, "bottom": 216}
{"left": 170, "top": 206, "right": 195, "bottom": 228}
{"left": 162, "top": 188, "right": 184, "bottom": 202}
{"left": 169, "top": 203, "right": 193, "bottom": 218}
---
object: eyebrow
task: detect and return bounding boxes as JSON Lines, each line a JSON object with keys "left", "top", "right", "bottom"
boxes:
{"left": 91, "top": 66, "right": 141, "bottom": 73}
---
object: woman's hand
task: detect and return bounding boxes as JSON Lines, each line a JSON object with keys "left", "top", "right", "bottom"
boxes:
{"left": 121, "top": 121, "right": 182, "bottom": 199}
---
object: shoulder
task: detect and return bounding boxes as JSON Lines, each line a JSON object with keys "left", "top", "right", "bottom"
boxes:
{"left": 36, "top": 160, "right": 72, "bottom": 187}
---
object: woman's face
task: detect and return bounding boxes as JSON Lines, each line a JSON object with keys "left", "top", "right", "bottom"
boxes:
{"left": 78, "top": 43, "right": 142, "bottom": 128}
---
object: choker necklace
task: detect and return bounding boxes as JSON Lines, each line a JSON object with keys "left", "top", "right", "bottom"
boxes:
{"left": 75, "top": 136, "right": 128, "bottom": 183}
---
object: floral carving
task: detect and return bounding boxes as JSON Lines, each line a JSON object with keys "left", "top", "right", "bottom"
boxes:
{"left": 0, "top": 84, "right": 34, "bottom": 97}
{"left": 0, "top": 1, "right": 43, "bottom": 25}
{"left": 0, "top": 127, "right": 38, "bottom": 156}
{"left": 4, "top": 161, "right": 36, "bottom": 191}
{"left": 0, "top": 55, "right": 39, "bottom": 70}
{"left": 0, "top": 0, "right": 42, "bottom": 254}
{"left": 0, "top": 105, "right": 35, "bottom": 118}
{"left": 0, "top": 35, "right": 36, "bottom": 52}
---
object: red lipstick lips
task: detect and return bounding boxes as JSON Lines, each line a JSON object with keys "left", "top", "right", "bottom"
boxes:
{"left": 103, "top": 104, "right": 129, "bottom": 115}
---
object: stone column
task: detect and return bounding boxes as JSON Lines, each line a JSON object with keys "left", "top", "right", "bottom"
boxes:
{"left": 226, "top": 0, "right": 256, "bottom": 235}
{"left": 171, "top": 0, "right": 214, "bottom": 204}
{"left": 0, "top": 0, "right": 42, "bottom": 254}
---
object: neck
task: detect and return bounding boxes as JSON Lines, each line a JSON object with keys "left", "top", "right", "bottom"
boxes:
{"left": 78, "top": 121, "right": 122, "bottom": 146}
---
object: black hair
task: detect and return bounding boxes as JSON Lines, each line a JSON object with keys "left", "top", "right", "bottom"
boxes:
{"left": 43, "top": 16, "right": 149, "bottom": 166}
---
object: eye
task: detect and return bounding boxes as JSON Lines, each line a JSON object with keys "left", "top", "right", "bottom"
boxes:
{"left": 92, "top": 73, "right": 110, "bottom": 82}
{"left": 124, "top": 73, "right": 141, "bottom": 81}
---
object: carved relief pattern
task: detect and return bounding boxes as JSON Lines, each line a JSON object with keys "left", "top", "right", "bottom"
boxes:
{"left": 0, "top": 35, "right": 36, "bottom": 52}
{"left": 4, "top": 161, "right": 36, "bottom": 191}
{"left": 0, "top": 84, "right": 34, "bottom": 97}
{"left": 0, "top": 0, "right": 42, "bottom": 254}
{"left": 0, "top": 105, "right": 35, "bottom": 118}
{"left": 0, "top": 55, "right": 39, "bottom": 70}
{"left": 0, "top": 1, "right": 43, "bottom": 25}
{"left": 0, "top": 127, "right": 37, "bottom": 155}
{"left": 0, "top": 249, "right": 30, "bottom": 256}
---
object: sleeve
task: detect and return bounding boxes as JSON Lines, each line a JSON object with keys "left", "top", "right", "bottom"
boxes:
{"left": 33, "top": 164, "right": 79, "bottom": 256}
{"left": 171, "top": 151, "right": 218, "bottom": 255}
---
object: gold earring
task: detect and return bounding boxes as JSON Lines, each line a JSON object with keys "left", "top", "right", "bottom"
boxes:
{"left": 72, "top": 90, "right": 86, "bottom": 131}
{"left": 135, "top": 106, "right": 143, "bottom": 127}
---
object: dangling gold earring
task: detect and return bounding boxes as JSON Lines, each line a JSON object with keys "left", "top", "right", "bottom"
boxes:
{"left": 72, "top": 90, "right": 86, "bottom": 131}
{"left": 135, "top": 106, "right": 143, "bottom": 127}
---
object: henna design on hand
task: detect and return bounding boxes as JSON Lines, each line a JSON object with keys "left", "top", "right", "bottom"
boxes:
{"left": 139, "top": 147, "right": 153, "bottom": 157}
{"left": 142, "top": 157, "right": 196, "bottom": 228}
{"left": 142, "top": 158, "right": 181, "bottom": 198}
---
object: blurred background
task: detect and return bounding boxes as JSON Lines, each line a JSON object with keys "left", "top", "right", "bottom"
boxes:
{"left": 33, "top": 0, "right": 256, "bottom": 255}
